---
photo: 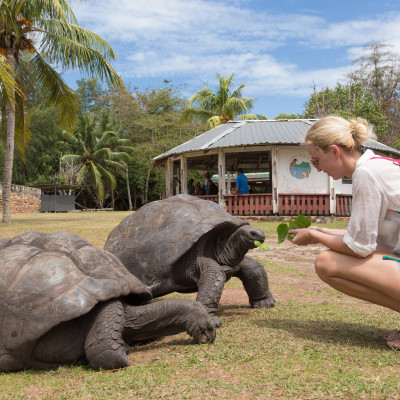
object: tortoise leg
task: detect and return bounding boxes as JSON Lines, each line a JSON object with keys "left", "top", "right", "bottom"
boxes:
{"left": 122, "top": 298, "right": 216, "bottom": 345}
{"left": 84, "top": 300, "right": 129, "bottom": 370}
{"left": 234, "top": 256, "right": 275, "bottom": 308}
{"left": 195, "top": 257, "right": 226, "bottom": 327}
{"left": 0, "top": 345, "right": 29, "bottom": 372}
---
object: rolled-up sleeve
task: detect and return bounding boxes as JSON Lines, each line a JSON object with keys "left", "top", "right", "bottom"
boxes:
{"left": 343, "top": 167, "right": 389, "bottom": 257}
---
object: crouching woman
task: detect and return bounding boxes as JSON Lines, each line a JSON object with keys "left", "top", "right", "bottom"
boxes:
{"left": 289, "top": 116, "right": 400, "bottom": 350}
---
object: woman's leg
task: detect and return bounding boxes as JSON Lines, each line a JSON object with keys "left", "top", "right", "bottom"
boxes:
{"left": 314, "top": 250, "right": 400, "bottom": 348}
{"left": 314, "top": 250, "right": 400, "bottom": 311}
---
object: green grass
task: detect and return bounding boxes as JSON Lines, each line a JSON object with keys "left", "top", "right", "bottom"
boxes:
{"left": 1, "top": 212, "right": 400, "bottom": 399}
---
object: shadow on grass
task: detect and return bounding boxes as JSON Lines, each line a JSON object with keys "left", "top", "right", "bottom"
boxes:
{"left": 256, "top": 317, "right": 393, "bottom": 349}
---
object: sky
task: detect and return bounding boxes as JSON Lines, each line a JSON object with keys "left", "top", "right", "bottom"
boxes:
{"left": 64, "top": 0, "right": 400, "bottom": 119}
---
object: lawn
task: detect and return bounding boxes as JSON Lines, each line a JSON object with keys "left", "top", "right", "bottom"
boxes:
{"left": 1, "top": 212, "right": 400, "bottom": 399}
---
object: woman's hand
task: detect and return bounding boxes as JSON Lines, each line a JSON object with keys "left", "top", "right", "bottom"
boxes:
{"left": 288, "top": 228, "right": 318, "bottom": 246}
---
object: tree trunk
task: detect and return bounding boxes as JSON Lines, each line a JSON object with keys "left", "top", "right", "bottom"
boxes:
{"left": 126, "top": 165, "right": 132, "bottom": 211}
{"left": 144, "top": 166, "right": 151, "bottom": 204}
{"left": 2, "top": 47, "right": 17, "bottom": 224}
{"left": 132, "top": 184, "right": 137, "bottom": 210}
{"left": 111, "top": 189, "right": 115, "bottom": 210}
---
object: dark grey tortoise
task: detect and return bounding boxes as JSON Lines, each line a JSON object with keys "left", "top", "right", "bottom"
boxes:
{"left": 0, "top": 231, "right": 215, "bottom": 372}
{"left": 105, "top": 194, "right": 275, "bottom": 327}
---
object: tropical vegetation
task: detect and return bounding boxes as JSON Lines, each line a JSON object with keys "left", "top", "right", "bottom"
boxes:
{"left": 61, "top": 114, "right": 133, "bottom": 209}
{"left": 0, "top": 0, "right": 124, "bottom": 223}
{"left": 1, "top": 32, "right": 399, "bottom": 215}
{"left": 181, "top": 73, "right": 265, "bottom": 129}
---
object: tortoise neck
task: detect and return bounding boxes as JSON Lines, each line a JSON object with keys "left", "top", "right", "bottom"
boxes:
{"left": 216, "top": 229, "right": 248, "bottom": 266}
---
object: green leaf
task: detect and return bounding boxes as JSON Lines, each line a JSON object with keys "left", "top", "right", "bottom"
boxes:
{"left": 295, "top": 214, "right": 312, "bottom": 228}
{"left": 277, "top": 223, "right": 289, "bottom": 244}
{"left": 288, "top": 220, "right": 302, "bottom": 230}
{"left": 277, "top": 214, "right": 312, "bottom": 244}
{"left": 254, "top": 240, "right": 270, "bottom": 251}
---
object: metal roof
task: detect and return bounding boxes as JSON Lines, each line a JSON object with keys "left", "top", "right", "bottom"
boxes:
{"left": 153, "top": 119, "right": 400, "bottom": 164}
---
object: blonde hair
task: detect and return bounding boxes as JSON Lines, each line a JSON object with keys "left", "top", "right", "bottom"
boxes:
{"left": 304, "top": 116, "right": 376, "bottom": 152}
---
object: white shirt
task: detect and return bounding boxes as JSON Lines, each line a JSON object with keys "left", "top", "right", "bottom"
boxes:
{"left": 343, "top": 149, "right": 400, "bottom": 257}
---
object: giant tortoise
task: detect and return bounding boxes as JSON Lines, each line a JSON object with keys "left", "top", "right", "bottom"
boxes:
{"left": 0, "top": 231, "right": 215, "bottom": 371}
{"left": 105, "top": 195, "right": 275, "bottom": 327}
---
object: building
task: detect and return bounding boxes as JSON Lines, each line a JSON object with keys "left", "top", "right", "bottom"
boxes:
{"left": 153, "top": 119, "right": 400, "bottom": 216}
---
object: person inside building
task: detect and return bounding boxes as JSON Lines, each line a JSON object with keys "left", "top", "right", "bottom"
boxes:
{"left": 194, "top": 182, "right": 203, "bottom": 196}
{"left": 187, "top": 178, "right": 195, "bottom": 195}
{"left": 204, "top": 172, "right": 218, "bottom": 195}
{"left": 288, "top": 116, "right": 400, "bottom": 350}
{"left": 233, "top": 168, "right": 249, "bottom": 195}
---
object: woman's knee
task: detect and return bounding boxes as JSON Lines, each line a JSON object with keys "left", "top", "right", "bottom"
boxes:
{"left": 314, "top": 250, "right": 336, "bottom": 281}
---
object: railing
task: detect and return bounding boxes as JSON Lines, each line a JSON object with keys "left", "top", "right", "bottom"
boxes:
{"left": 225, "top": 194, "right": 274, "bottom": 216}
{"left": 336, "top": 194, "right": 352, "bottom": 217}
{"left": 198, "top": 194, "right": 274, "bottom": 216}
{"left": 197, "top": 193, "right": 350, "bottom": 216}
{"left": 278, "top": 193, "right": 330, "bottom": 216}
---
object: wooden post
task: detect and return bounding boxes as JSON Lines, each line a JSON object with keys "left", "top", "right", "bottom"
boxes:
{"left": 272, "top": 146, "right": 278, "bottom": 214}
{"left": 175, "top": 165, "right": 180, "bottom": 194}
{"left": 329, "top": 176, "right": 336, "bottom": 215}
{"left": 218, "top": 149, "right": 226, "bottom": 207}
{"left": 165, "top": 157, "right": 173, "bottom": 198}
{"left": 180, "top": 155, "right": 188, "bottom": 194}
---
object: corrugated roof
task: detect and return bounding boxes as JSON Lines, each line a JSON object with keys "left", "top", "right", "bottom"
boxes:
{"left": 153, "top": 119, "right": 400, "bottom": 163}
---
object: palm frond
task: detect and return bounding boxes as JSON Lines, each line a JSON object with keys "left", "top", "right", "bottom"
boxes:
{"left": 35, "top": 20, "right": 124, "bottom": 89}
{"left": 95, "top": 163, "right": 116, "bottom": 190}
{"left": 93, "top": 147, "right": 112, "bottom": 161}
{"left": 76, "top": 162, "right": 89, "bottom": 183}
{"left": 115, "top": 145, "right": 134, "bottom": 154}
{"left": 236, "top": 114, "right": 260, "bottom": 121}
{"left": 88, "top": 162, "right": 105, "bottom": 200}
{"left": 0, "top": 56, "right": 23, "bottom": 104}
{"left": 30, "top": 53, "right": 78, "bottom": 128}
{"left": 180, "top": 107, "right": 214, "bottom": 124}
{"left": 207, "top": 115, "right": 223, "bottom": 129}
{"left": 61, "top": 153, "right": 82, "bottom": 164}
{"left": 108, "top": 151, "right": 131, "bottom": 164}
{"left": 17, "top": 0, "right": 77, "bottom": 24}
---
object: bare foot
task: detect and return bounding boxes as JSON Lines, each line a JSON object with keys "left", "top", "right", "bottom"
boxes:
{"left": 387, "top": 338, "right": 400, "bottom": 351}
{"left": 384, "top": 331, "right": 400, "bottom": 342}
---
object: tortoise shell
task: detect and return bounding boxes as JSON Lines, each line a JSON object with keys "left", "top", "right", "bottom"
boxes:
{"left": 0, "top": 231, "right": 151, "bottom": 353}
{"left": 104, "top": 194, "right": 248, "bottom": 272}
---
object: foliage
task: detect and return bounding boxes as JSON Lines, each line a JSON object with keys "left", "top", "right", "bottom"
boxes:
{"left": 0, "top": 0, "right": 125, "bottom": 223}
{"left": 274, "top": 113, "right": 299, "bottom": 119}
{"left": 76, "top": 77, "right": 109, "bottom": 116}
{"left": 10, "top": 103, "right": 68, "bottom": 185}
{"left": 302, "top": 82, "right": 388, "bottom": 139}
{"left": 107, "top": 83, "right": 204, "bottom": 207}
{"left": 347, "top": 42, "right": 400, "bottom": 145}
{"left": 0, "top": 53, "right": 22, "bottom": 104}
{"left": 61, "top": 115, "right": 133, "bottom": 207}
{"left": 181, "top": 73, "right": 262, "bottom": 129}
{"left": 277, "top": 214, "right": 311, "bottom": 244}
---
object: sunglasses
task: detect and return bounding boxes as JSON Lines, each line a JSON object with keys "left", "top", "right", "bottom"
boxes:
{"left": 310, "top": 144, "right": 344, "bottom": 169}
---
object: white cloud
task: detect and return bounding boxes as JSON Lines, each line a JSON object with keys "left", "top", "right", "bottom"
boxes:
{"left": 72, "top": 0, "right": 400, "bottom": 100}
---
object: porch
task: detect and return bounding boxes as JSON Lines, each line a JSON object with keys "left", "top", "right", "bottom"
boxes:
{"left": 153, "top": 120, "right": 398, "bottom": 218}
{"left": 200, "top": 193, "right": 352, "bottom": 217}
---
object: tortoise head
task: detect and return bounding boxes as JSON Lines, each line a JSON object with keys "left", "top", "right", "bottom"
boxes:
{"left": 216, "top": 225, "right": 265, "bottom": 266}
{"left": 234, "top": 225, "right": 265, "bottom": 249}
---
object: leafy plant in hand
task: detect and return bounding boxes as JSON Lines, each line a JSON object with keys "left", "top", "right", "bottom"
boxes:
{"left": 277, "top": 214, "right": 311, "bottom": 244}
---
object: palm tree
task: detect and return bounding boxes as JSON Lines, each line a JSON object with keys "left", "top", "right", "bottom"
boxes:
{"left": 0, "top": 0, "right": 124, "bottom": 223}
{"left": 0, "top": 54, "right": 22, "bottom": 104}
{"left": 61, "top": 116, "right": 133, "bottom": 208}
{"left": 181, "top": 73, "right": 262, "bottom": 130}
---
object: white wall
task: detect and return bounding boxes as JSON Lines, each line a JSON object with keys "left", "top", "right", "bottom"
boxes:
{"left": 334, "top": 178, "right": 353, "bottom": 195}
{"left": 277, "top": 146, "right": 330, "bottom": 194}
